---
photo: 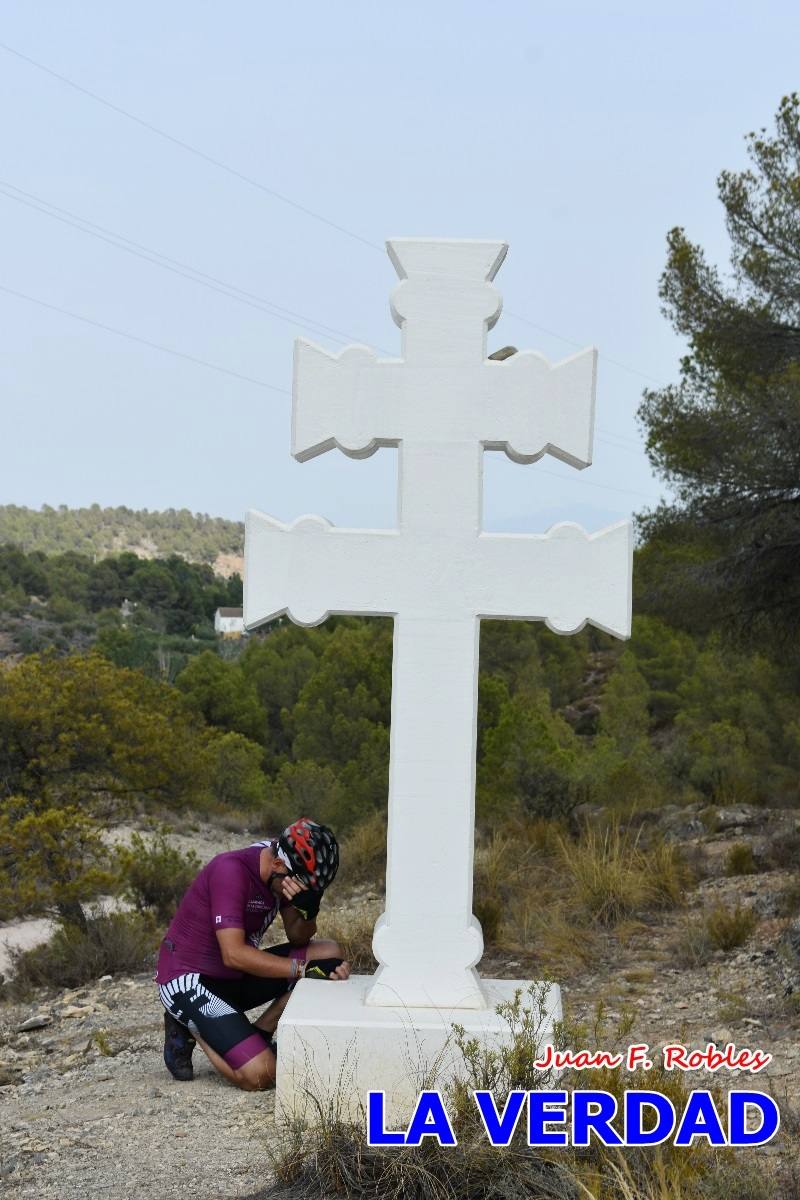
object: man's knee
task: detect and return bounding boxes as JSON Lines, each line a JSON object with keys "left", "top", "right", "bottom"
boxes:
{"left": 233, "top": 1050, "right": 276, "bottom": 1091}
{"left": 308, "top": 938, "right": 343, "bottom": 960}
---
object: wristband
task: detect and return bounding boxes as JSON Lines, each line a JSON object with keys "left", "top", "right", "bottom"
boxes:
{"left": 288, "top": 948, "right": 307, "bottom": 987}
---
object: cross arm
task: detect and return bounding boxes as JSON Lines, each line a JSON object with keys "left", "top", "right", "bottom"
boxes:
{"left": 243, "top": 510, "right": 401, "bottom": 630}
{"left": 292, "top": 339, "right": 597, "bottom": 469}
{"left": 470, "top": 520, "right": 633, "bottom": 638}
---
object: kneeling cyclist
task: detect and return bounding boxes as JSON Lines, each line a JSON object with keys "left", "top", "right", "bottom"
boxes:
{"left": 155, "top": 817, "right": 349, "bottom": 1090}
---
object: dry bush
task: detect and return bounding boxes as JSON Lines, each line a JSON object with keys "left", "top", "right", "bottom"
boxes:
{"left": 9, "top": 911, "right": 158, "bottom": 998}
{"left": 473, "top": 832, "right": 529, "bottom": 946}
{"left": 670, "top": 900, "right": 757, "bottom": 964}
{"left": 511, "top": 896, "right": 597, "bottom": 976}
{"left": 724, "top": 842, "right": 758, "bottom": 877}
{"left": 207, "top": 805, "right": 287, "bottom": 835}
{"left": 472, "top": 818, "right": 686, "bottom": 971}
{"left": 557, "top": 825, "right": 685, "bottom": 927}
{"left": 322, "top": 908, "right": 378, "bottom": 974}
{"left": 776, "top": 879, "right": 800, "bottom": 917}
{"left": 338, "top": 811, "right": 387, "bottom": 892}
{"left": 705, "top": 900, "right": 757, "bottom": 951}
{"left": 670, "top": 911, "right": 713, "bottom": 968}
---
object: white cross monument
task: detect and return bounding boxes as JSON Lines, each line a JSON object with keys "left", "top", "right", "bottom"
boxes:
{"left": 245, "top": 239, "right": 632, "bottom": 1119}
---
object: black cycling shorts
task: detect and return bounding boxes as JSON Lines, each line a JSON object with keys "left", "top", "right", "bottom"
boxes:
{"left": 157, "top": 943, "right": 295, "bottom": 1069}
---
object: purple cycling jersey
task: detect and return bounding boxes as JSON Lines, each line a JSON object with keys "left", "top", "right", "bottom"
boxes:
{"left": 155, "top": 843, "right": 283, "bottom": 983}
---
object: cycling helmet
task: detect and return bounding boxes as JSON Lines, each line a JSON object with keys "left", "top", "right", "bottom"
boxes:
{"left": 277, "top": 817, "right": 339, "bottom": 890}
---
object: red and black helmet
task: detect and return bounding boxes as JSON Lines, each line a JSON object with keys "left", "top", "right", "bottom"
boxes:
{"left": 277, "top": 817, "right": 339, "bottom": 890}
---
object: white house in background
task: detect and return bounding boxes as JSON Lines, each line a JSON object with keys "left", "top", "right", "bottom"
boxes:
{"left": 120, "top": 598, "right": 137, "bottom": 625}
{"left": 214, "top": 606, "right": 245, "bottom": 637}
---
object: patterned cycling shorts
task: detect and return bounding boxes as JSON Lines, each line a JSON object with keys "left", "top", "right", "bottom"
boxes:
{"left": 157, "top": 943, "right": 295, "bottom": 1069}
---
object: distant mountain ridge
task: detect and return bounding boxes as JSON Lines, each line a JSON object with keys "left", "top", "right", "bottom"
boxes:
{"left": 0, "top": 505, "right": 245, "bottom": 577}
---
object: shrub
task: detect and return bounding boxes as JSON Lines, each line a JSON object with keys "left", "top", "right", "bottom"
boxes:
{"left": 557, "top": 825, "right": 685, "bottom": 927}
{"left": 776, "top": 880, "right": 800, "bottom": 917}
{"left": 705, "top": 901, "right": 757, "bottom": 951}
{"left": 0, "top": 798, "right": 118, "bottom": 921}
{"left": 671, "top": 911, "right": 713, "bottom": 968}
{"left": 766, "top": 831, "right": 800, "bottom": 870}
{"left": 115, "top": 832, "right": 200, "bottom": 922}
{"left": 8, "top": 911, "right": 159, "bottom": 998}
{"left": 322, "top": 909, "right": 377, "bottom": 974}
{"left": 724, "top": 842, "right": 758, "bottom": 877}
{"left": 338, "top": 810, "right": 387, "bottom": 891}
{"left": 473, "top": 830, "right": 540, "bottom": 947}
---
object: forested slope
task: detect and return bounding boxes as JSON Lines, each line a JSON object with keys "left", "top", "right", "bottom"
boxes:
{"left": 0, "top": 504, "right": 243, "bottom": 566}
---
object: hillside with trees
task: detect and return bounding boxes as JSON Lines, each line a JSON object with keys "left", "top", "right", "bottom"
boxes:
{"left": 0, "top": 504, "right": 244, "bottom": 568}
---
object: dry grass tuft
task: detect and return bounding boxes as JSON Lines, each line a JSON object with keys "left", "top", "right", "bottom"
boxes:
{"left": 323, "top": 908, "right": 379, "bottom": 974}
{"left": 557, "top": 825, "right": 686, "bottom": 927}
{"left": 704, "top": 900, "right": 758, "bottom": 951}
{"left": 724, "top": 842, "right": 758, "bottom": 877}
{"left": 671, "top": 899, "right": 758, "bottom": 966}
{"left": 338, "top": 810, "right": 387, "bottom": 892}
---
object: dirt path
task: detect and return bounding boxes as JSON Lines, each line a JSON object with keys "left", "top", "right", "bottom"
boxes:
{"left": 0, "top": 973, "right": 279, "bottom": 1198}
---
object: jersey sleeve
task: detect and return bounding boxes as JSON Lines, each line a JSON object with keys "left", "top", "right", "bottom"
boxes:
{"left": 207, "top": 856, "right": 249, "bottom": 932}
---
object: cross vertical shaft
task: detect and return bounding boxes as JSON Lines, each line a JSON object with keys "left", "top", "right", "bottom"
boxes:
{"left": 372, "top": 612, "right": 483, "bottom": 1006}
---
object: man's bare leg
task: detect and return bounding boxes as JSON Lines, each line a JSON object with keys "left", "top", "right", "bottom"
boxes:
{"left": 194, "top": 1034, "right": 277, "bottom": 1091}
{"left": 254, "top": 992, "right": 290, "bottom": 1037}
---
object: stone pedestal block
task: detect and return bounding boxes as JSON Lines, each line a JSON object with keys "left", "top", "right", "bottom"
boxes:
{"left": 275, "top": 974, "right": 562, "bottom": 1126}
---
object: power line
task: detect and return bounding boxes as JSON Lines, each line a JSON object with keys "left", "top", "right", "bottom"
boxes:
{"left": 0, "top": 38, "right": 668, "bottom": 394}
{"left": 536, "top": 466, "right": 659, "bottom": 503}
{"left": 0, "top": 40, "right": 383, "bottom": 255}
{"left": 0, "top": 179, "right": 384, "bottom": 348}
{"left": 503, "top": 309, "right": 663, "bottom": 386}
{"left": 0, "top": 281, "right": 290, "bottom": 393}
{"left": 596, "top": 427, "right": 644, "bottom": 451}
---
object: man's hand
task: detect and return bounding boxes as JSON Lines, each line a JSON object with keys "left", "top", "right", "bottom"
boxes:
{"left": 288, "top": 889, "right": 322, "bottom": 921}
{"left": 305, "top": 957, "right": 351, "bottom": 981}
{"left": 277, "top": 875, "right": 307, "bottom": 903}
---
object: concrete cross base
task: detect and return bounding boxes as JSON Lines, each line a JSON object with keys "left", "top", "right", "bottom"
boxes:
{"left": 275, "top": 975, "right": 563, "bottom": 1126}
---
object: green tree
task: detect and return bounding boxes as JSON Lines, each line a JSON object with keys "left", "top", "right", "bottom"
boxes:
{"left": 207, "top": 731, "right": 269, "bottom": 809}
{"left": 597, "top": 652, "right": 651, "bottom": 755}
{"left": 87, "top": 559, "right": 124, "bottom": 610}
{"left": 589, "top": 651, "right": 663, "bottom": 807}
{"left": 175, "top": 651, "right": 266, "bottom": 743}
{"left": 290, "top": 622, "right": 392, "bottom": 824}
{"left": 0, "top": 652, "right": 209, "bottom": 809}
{"left": 477, "top": 690, "right": 585, "bottom": 822}
{"left": 269, "top": 760, "right": 346, "bottom": 829}
{"left": 128, "top": 561, "right": 179, "bottom": 612}
{"left": 239, "top": 623, "right": 330, "bottom": 772}
{"left": 0, "top": 799, "right": 117, "bottom": 924}
{"left": 637, "top": 95, "right": 800, "bottom": 644}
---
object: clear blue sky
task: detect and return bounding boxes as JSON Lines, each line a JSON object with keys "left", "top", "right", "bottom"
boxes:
{"left": 2, "top": 2, "right": 798, "bottom": 534}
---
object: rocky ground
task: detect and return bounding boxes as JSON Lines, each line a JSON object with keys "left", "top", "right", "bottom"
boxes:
{"left": 1, "top": 806, "right": 798, "bottom": 1198}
